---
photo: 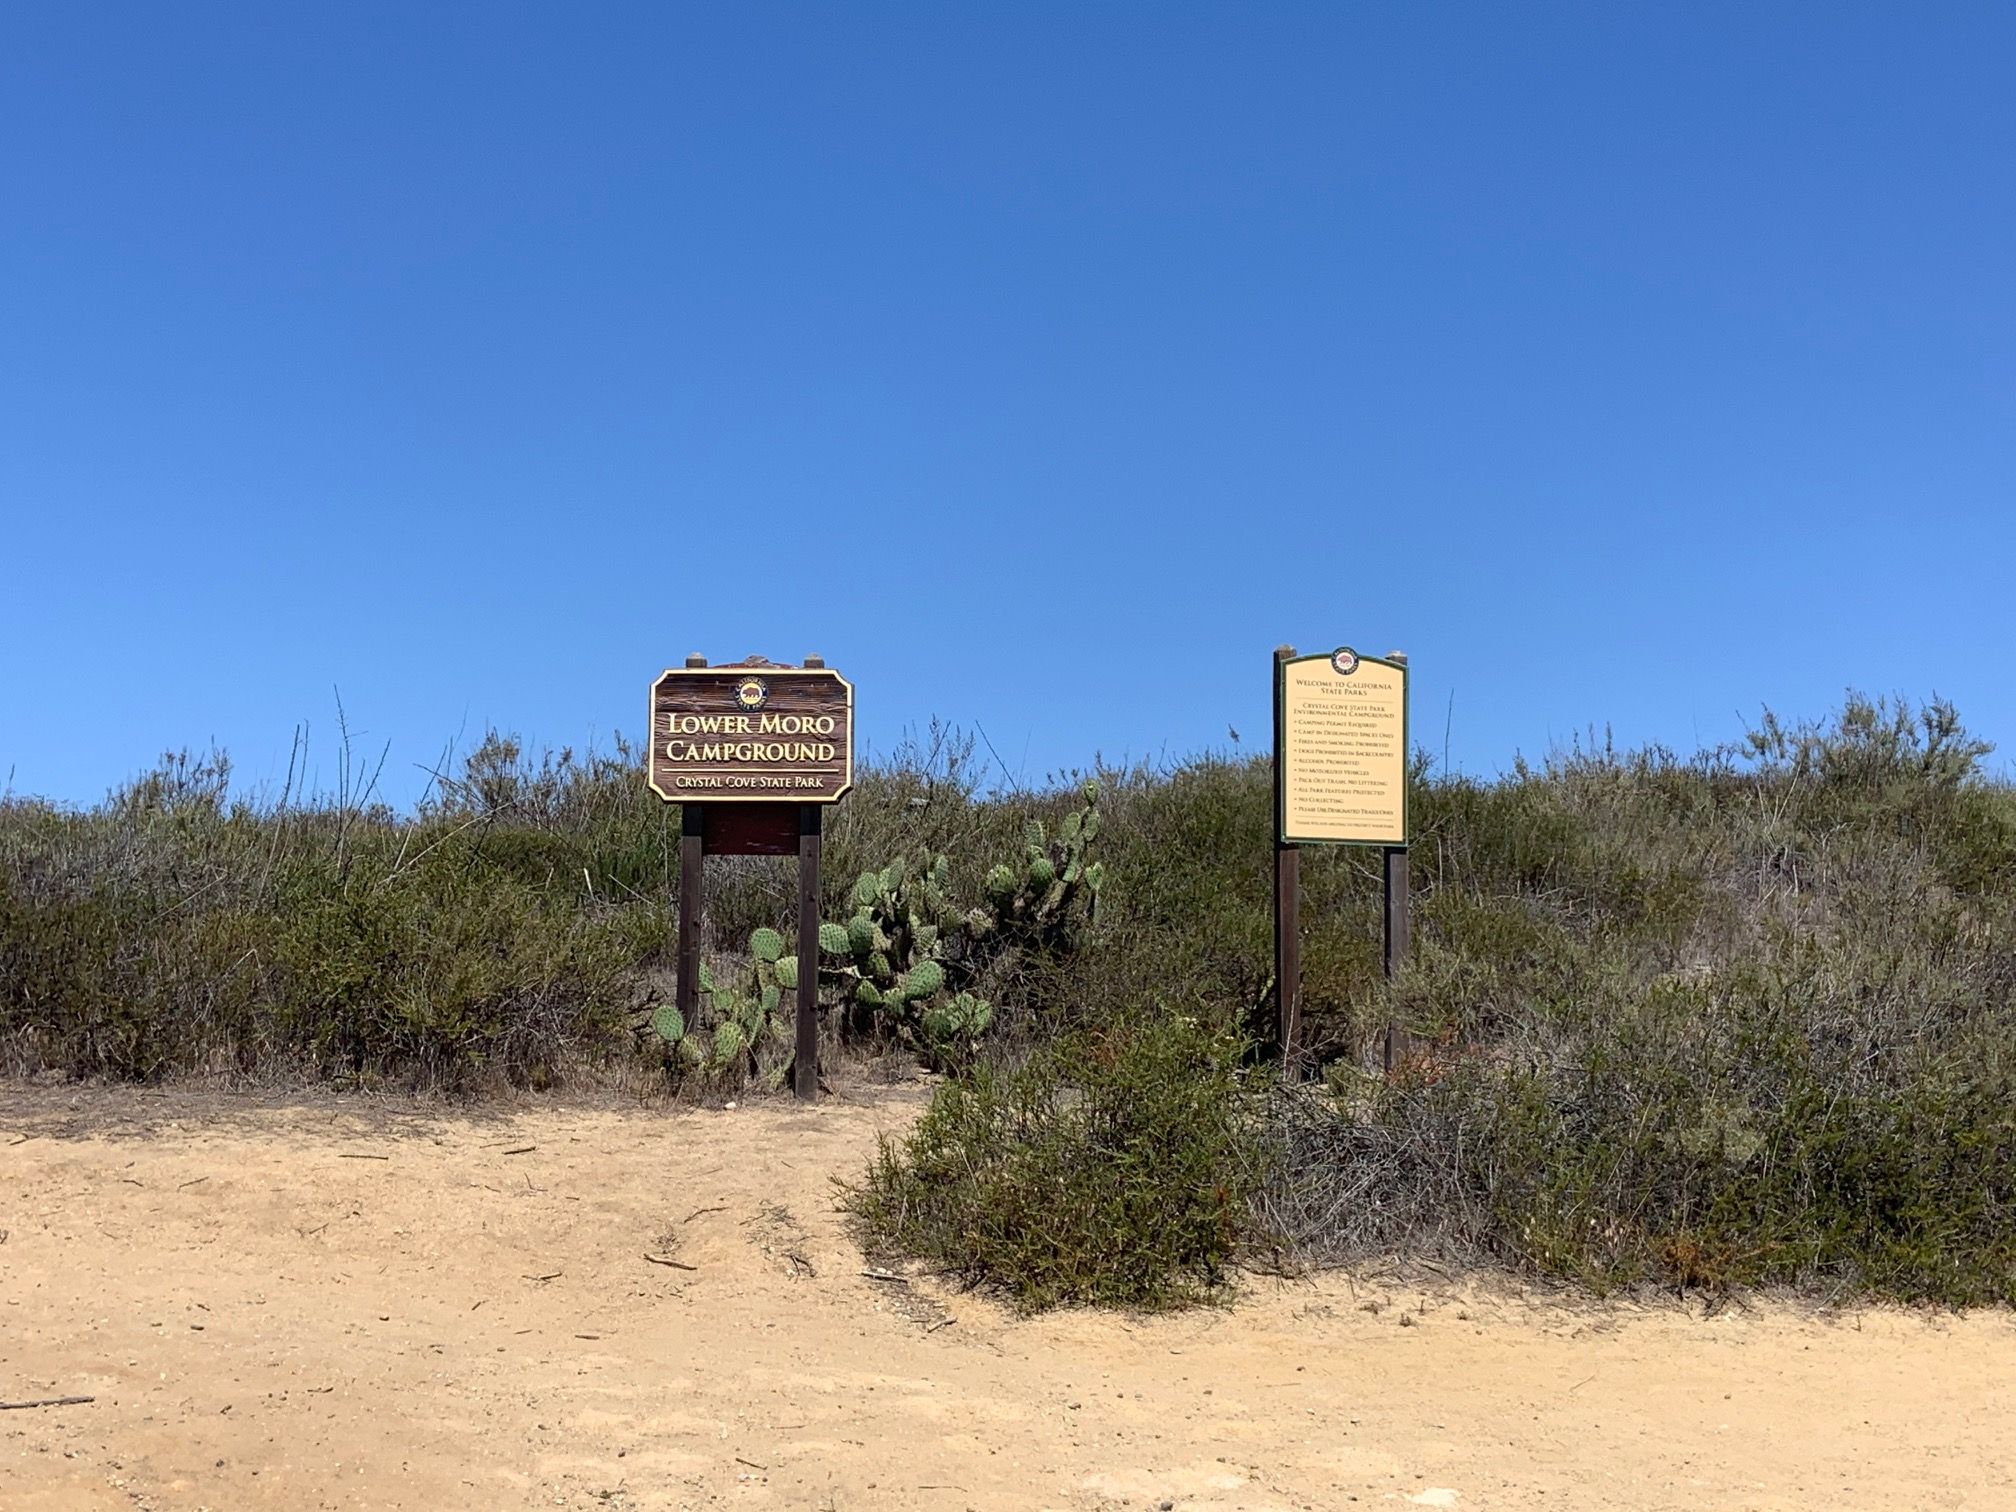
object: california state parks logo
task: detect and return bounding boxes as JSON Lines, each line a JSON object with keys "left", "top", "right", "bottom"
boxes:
{"left": 733, "top": 677, "right": 769, "bottom": 711}
{"left": 1330, "top": 647, "right": 1359, "bottom": 676}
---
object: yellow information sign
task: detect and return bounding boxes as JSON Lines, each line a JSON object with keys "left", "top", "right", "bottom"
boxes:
{"left": 1276, "top": 648, "right": 1408, "bottom": 846}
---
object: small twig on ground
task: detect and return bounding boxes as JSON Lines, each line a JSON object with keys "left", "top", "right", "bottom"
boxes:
{"left": 502, "top": 1146, "right": 536, "bottom": 1156}
{"left": 524, "top": 1271, "right": 563, "bottom": 1282}
{"left": 644, "top": 1253, "right": 698, "bottom": 1271}
{"left": 338, "top": 1154, "right": 390, "bottom": 1161}
{"left": 1, "top": 1396, "right": 94, "bottom": 1411}
{"left": 925, "top": 1317, "right": 956, "bottom": 1333}
{"left": 735, "top": 1456, "right": 769, "bottom": 1471}
{"left": 861, "top": 1269, "right": 909, "bottom": 1284}
{"left": 178, "top": 1177, "right": 208, "bottom": 1189}
{"left": 683, "top": 1205, "right": 728, "bottom": 1224}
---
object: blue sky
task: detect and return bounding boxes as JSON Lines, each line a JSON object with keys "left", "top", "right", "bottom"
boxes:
{"left": 4, "top": 3, "right": 2011, "bottom": 806}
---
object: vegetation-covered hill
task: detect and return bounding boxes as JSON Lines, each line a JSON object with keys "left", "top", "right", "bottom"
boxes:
{"left": 5, "top": 697, "right": 2012, "bottom": 1305}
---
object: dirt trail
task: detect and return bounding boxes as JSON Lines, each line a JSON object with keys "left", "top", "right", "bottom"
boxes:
{"left": 2, "top": 1086, "right": 2012, "bottom": 1512}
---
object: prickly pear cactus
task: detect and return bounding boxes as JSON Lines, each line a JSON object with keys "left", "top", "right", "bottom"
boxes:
{"left": 791, "top": 788, "right": 1105, "bottom": 1069}
{"left": 899, "top": 959, "right": 944, "bottom": 1002}
{"left": 918, "top": 992, "right": 993, "bottom": 1053}
{"left": 967, "top": 782, "right": 1106, "bottom": 946}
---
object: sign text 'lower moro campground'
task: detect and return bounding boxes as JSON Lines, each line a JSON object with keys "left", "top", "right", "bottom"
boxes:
{"left": 648, "top": 660, "right": 854, "bottom": 802}
{"left": 1276, "top": 647, "right": 1408, "bottom": 846}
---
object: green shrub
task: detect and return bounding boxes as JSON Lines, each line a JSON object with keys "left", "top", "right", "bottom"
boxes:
{"left": 1260, "top": 696, "right": 2016, "bottom": 1302}
{"left": 849, "top": 1007, "right": 1265, "bottom": 1310}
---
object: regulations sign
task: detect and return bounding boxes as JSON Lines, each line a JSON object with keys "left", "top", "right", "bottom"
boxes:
{"left": 647, "top": 662, "right": 854, "bottom": 804}
{"left": 1275, "top": 647, "right": 1408, "bottom": 846}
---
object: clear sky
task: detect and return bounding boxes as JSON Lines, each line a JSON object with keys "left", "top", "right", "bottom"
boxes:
{"left": 4, "top": 3, "right": 2012, "bottom": 807}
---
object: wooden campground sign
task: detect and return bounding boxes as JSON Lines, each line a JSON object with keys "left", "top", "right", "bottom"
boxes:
{"left": 1275, "top": 647, "right": 1408, "bottom": 846}
{"left": 646, "top": 655, "right": 853, "bottom": 1103}
{"left": 648, "top": 660, "right": 854, "bottom": 804}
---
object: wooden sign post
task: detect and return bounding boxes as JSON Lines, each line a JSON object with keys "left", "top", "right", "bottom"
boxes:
{"left": 1272, "top": 644, "right": 1410, "bottom": 1075}
{"left": 648, "top": 655, "right": 854, "bottom": 1101}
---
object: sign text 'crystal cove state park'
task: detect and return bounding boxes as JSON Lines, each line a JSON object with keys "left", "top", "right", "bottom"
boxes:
{"left": 647, "top": 659, "right": 855, "bottom": 803}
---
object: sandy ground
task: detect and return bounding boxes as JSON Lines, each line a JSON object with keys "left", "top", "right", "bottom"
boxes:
{"left": 2, "top": 1086, "right": 2012, "bottom": 1512}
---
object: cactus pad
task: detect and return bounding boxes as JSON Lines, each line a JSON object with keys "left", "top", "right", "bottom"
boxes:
{"left": 900, "top": 959, "right": 945, "bottom": 1001}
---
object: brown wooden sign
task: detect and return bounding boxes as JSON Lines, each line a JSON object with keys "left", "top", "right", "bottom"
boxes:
{"left": 647, "top": 659, "right": 854, "bottom": 804}
{"left": 647, "top": 655, "right": 850, "bottom": 1102}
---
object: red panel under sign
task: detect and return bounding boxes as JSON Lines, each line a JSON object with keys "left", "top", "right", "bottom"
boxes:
{"left": 703, "top": 803, "right": 799, "bottom": 856}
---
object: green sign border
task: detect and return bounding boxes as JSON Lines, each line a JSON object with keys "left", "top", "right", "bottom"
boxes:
{"left": 1274, "top": 649, "right": 1409, "bottom": 848}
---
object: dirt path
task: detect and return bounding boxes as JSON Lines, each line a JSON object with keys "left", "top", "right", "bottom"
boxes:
{"left": 2, "top": 1087, "right": 2011, "bottom": 1511}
